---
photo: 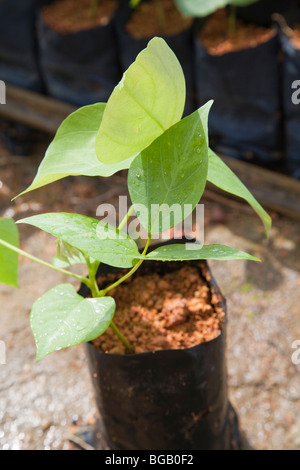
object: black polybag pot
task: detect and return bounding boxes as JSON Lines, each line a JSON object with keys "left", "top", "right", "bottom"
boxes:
{"left": 114, "top": 4, "right": 196, "bottom": 116}
{"left": 80, "top": 247, "right": 239, "bottom": 450}
{"left": 0, "top": 0, "right": 42, "bottom": 91}
{"left": 280, "top": 31, "right": 300, "bottom": 179}
{"left": 37, "top": 4, "right": 121, "bottom": 106}
{"left": 194, "top": 31, "right": 282, "bottom": 165}
{"left": 236, "top": 0, "right": 295, "bottom": 27}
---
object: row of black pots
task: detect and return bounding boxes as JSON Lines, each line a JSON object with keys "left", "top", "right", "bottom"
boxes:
{"left": 1, "top": 0, "right": 300, "bottom": 178}
{"left": 78, "top": 239, "right": 240, "bottom": 450}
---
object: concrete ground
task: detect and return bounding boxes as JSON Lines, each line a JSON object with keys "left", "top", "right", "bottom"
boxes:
{"left": 0, "top": 127, "right": 299, "bottom": 450}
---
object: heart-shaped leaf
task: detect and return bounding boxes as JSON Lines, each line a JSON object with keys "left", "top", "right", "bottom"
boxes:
{"left": 15, "top": 103, "right": 135, "bottom": 198}
{"left": 0, "top": 218, "right": 19, "bottom": 287}
{"left": 128, "top": 107, "right": 209, "bottom": 235}
{"left": 96, "top": 37, "right": 186, "bottom": 164}
{"left": 31, "top": 284, "right": 115, "bottom": 361}
{"left": 18, "top": 213, "right": 140, "bottom": 268}
{"left": 141, "top": 244, "right": 260, "bottom": 261}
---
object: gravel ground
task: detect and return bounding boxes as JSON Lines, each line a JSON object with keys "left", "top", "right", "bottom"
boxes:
{"left": 0, "top": 127, "right": 299, "bottom": 450}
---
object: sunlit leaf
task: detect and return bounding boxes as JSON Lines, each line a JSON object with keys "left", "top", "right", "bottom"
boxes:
{"left": 96, "top": 37, "right": 186, "bottom": 164}
{"left": 31, "top": 284, "right": 115, "bottom": 361}
{"left": 18, "top": 213, "right": 140, "bottom": 269}
{"left": 15, "top": 104, "right": 135, "bottom": 198}
{"left": 128, "top": 108, "right": 208, "bottom": 235}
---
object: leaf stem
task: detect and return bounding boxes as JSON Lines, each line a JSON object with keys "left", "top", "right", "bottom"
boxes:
{"left": 118, "top": 205, "right": 135, "bottom": 231}
{"left": 110, "top": 321, "right": 134, "bottom": 351}
{"left": 0, "top": 238, "right": 91, "bottom": 287}
{"left": 99, "top": 236, "right": 151, "bottom": 297}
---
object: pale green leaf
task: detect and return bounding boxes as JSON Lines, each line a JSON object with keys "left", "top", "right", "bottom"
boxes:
{"left": 96, "top": 37, "right": 186, "bottom": 164}
{"left": 18, "top": 213, "right": 140, "bottom": 269}
{"left": 15, "top": 103, "right": 135, "bottom": 199}
{"left": 128, "top": 108, "right": 209, "bottom": 235}
{"left": 0, "top": 218, "right": 19, "bottom": 288}
{"left": 31, "top": 284, "right": 115, "bottom": 361}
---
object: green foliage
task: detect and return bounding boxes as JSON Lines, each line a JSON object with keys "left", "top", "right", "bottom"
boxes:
{"left": 31, "top": 284, "right": 115, "bottom": 361}
{"left": 0, "top": 218, "right": 19, "bottom": 288}
{"left": 95, "top": 37, "right": 186, "bottom": 164}
{"left": 128, "top": 108, "right": 209, "bottom": 235}
{"left": 18, "top": 213, "right": 140, "bottom": 269}
{"left": 15, "top": 103, "right": 135, "bottom": 198}
{"left": 140, "top": 244, "right": 260, "bottom": 262}
{"left": 0, "top": 37, "right": 271, "bottom": 359}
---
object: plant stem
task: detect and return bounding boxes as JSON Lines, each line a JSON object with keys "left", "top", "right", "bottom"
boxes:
{"left": 99, "top": 236, "right": 151, "bottom": 297}
{"left": 89, "top": 0, "right": 99, "bottom": 21}
{"left": 155, "top": 0, "right": 166, "bottom": 35}
{"left": 118, "top": 205, "right": 135, "bottom": 231}
{"left": 110, "top": 321, "right": 134, "bottom": 351}
{"left": 0, "top": 238, "right": 91, "bottom": 287}
{"left": 228, "top": 5, "right": 236, "bottom": 35}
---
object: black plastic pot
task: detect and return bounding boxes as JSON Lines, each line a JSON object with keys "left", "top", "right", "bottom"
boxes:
{"left": 80, "top": 244, "right": 239, "bottom": 450}
{"left": 0, "top": 0, "right": 42, "bottom": 91}
{"left": 194, "top": 30, "right": 282, "bottom": 165}
{"left": 236, "top": 0, "right": 295, "bottom": 27}
{"left": 37, "top": 1, "right": 122, "bottom": 106}
{"left": 114, "top": 3, "right": 196, "bottom": 116}
{"left": 280, "top": 30, "right": 300, "bottom": 179}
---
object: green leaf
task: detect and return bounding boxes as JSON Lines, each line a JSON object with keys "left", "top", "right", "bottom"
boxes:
{"left": 52, "top": 240, "right": 87, "bottom": 268}
{"left": 128, "top": 108, "right": 209, "bottom": 235}
{"left": 15, "top": 103, "right": 135, "bottom": 199}
{"left": 141, "top": 244, "right": 260, "bottom": 262}
{"left": 207, "top": 149, "right": 272, "bottom": 236}
{"left": 96, "top": 37, "right": 186, "bottom": 164}
{"left": 18, "top": 213, "right": 140, "bottom": 269}
{"left": 31, "top": 284, "right": 115, "bottom": 361}
{"left": 0, "top": 218, "right": 19, "bottom": 288}
{"left": 174, "top": 0, "right": 259, "bottom": 17}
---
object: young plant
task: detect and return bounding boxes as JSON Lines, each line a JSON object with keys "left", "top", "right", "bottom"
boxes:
{"left": 175, "top": 0, "right": 260, "bottom": 32}
{"left": 0, "top": 38, "right": 271, "bottom": 361}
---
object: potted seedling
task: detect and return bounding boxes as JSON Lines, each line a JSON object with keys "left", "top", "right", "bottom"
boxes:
{"left": 115, "top": 0, "right": 195, "bottom": 115}
{"left": 175, "top": 0, "right": 282, "bottom": 165}
{"left": 0, "top": 38, "right": 271, "bottom": 450}
{"left": 37, "top": 0, "right": 121, "bottom": 106}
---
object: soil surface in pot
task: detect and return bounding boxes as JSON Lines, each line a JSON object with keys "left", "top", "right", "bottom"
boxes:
{"left": 92, "top": 264, "right": 225, "bottom": 355}
{"left": 290, "top": 25, "right": 300, "bottom": 49}
{"left": 199, "top": 9, "right": 276, "bottom": 55}
{"left": 125, "top": 0, "right": 193, "bottom": 38}
{"left": 42, "top": 0, "right": 118, "bottom": 33}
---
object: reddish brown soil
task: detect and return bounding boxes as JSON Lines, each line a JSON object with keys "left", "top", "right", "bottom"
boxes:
{"left": 92, "top": 264, "right": 225, "bottom": 355}
{"left": 42, "top": 0, "right": 118, "bottom": 34}
{"left": 125, "top": 0, "right": 193, "bottom": 38}
{"left": 199, "top": 9, "right": 276, "bottom": 55}
{"left": 291, "top": 25, "right": 300, "bottom": 49}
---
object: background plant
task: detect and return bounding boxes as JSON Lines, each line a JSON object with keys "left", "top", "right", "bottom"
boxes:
{"left": 175, "top": 0, "right": 260, "bottom": 32}
{"left": 0, "top": 38, "right": 271, "bottom": 361}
